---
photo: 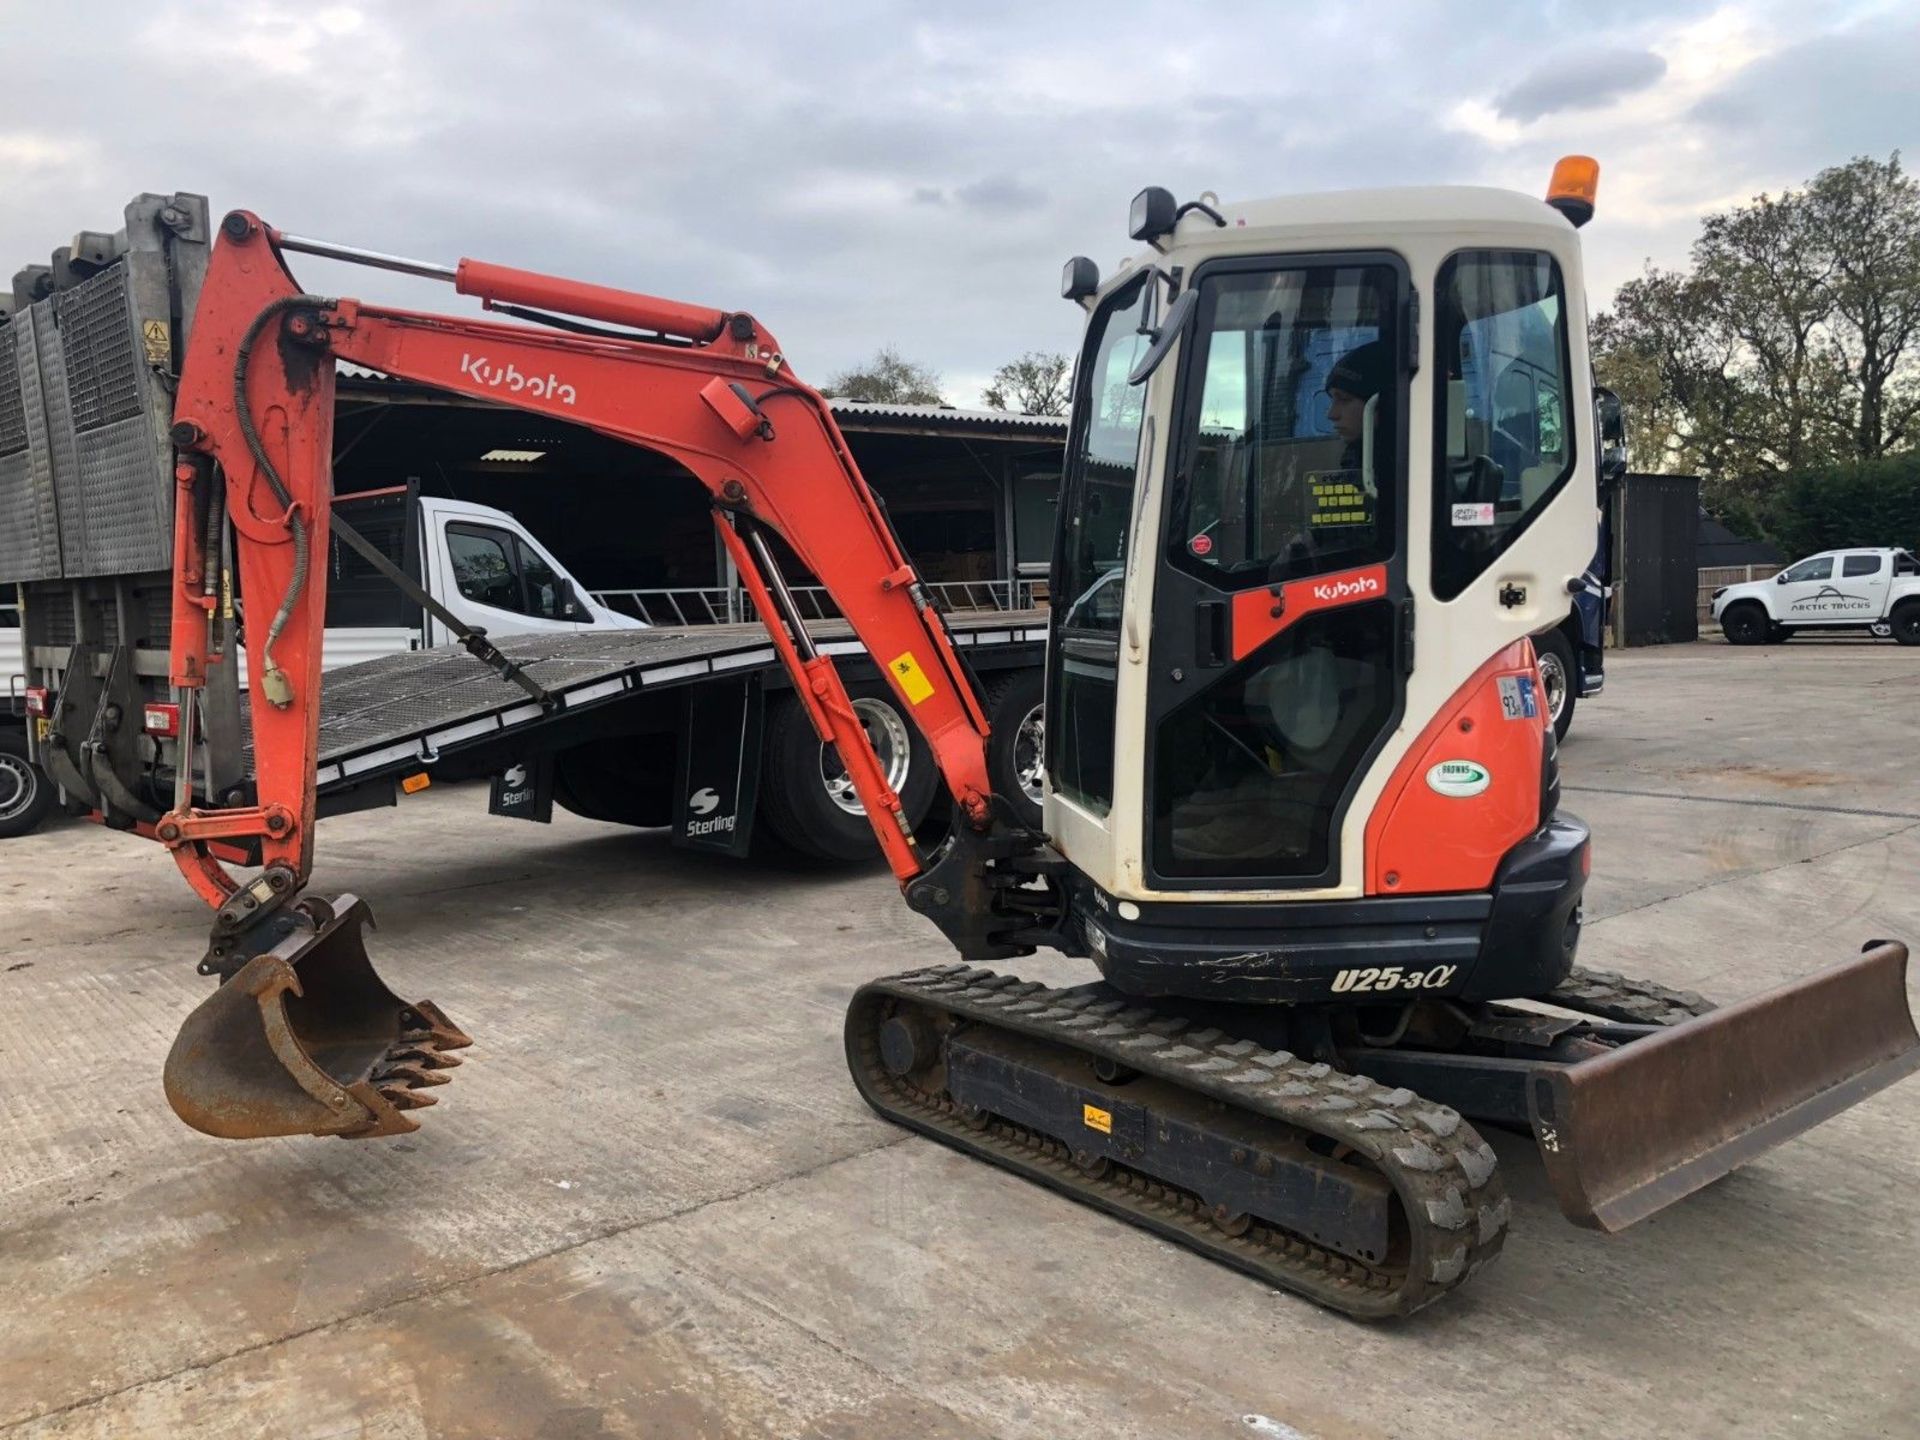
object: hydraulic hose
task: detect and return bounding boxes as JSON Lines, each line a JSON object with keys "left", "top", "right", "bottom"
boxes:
{"left": 232, "top": 294, "right": 332, "bottom": 706}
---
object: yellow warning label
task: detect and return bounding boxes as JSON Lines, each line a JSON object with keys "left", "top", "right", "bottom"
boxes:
{"left": 1082, "top": 1104, "right": 1112, "bottom": 1135}
{"left": 1306, "top": 471, "right": 1374, "bottom": 529}
{"left": 888, "top": 650, "right": 935, "bottom": 706}
{"left": 141, "top": 319, "right": 170, "bottom": 365}
{"left": 34, "top": 718, "right": 50, "bottom": 744}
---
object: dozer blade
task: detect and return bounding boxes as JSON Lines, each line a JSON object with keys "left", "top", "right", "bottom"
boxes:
{"left": 1532, "top": 941, "right": 1918, "bottom": 1232}
{"left": 163, "top": 894, "right": 471, "bottom": 1140}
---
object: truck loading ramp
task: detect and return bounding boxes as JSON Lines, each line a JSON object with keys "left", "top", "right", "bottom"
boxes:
{"left": 237, "top": 612, "right": 1048, "bottom": 792}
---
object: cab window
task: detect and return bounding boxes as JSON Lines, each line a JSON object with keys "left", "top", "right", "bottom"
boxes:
{"left": 448, "top": 525, "right": 519, "bottom": 610}
{"left": 1167, "top": 263, "right": 1400, "bottom": 586}
{"left": 448, "top": 523, "right": 572, "bottom": 619}
{"left": 517, "top": 541, "right": 567, "bottom": 619}
{"left": 1432, "top": 251, "right": 1575, "bottom": 600}
{"left": 1780, "top": 556, "right": 1833, "bottom": 583}
{"left": 1842, "top": 554, "right": 1883, "bottom": 578}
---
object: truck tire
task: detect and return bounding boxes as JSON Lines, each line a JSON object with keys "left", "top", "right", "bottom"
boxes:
{"left": 985, "top": 669, "right": 1046, "bottom": 829}
{"left": 1720, "top": 602, "right": 1770, "bottom": 646}
{"left": 759, "top": 684, "right": 935, "bottom": 863}
{"left": 1532, "top": 628, "right": 1577, "bottom": 741}
{"left": 0, "top": 729, "right": 55, "bottom": 839}
{"left": 552, "top": 736, "right": 676, "bottom": 828}
{"left": 1892, "top": 600, "right": 1920, "bottom": 647}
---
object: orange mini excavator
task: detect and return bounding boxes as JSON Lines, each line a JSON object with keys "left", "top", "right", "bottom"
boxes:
{"left": 54, "top": 164, "right": 1919, "bottom": 1318}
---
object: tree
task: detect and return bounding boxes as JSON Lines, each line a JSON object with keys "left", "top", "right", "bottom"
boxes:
{"left": 1806, "top": 155, "right": 1920, "bottom": 459}
{"left": 822, "top": 346, "right": 946, "bottom": 405}
{"left": 983, "top": 351, "right": 1072, "bottom": 416}
{"left": 1590, "top": 152, "right": 1920, "bottom": 518}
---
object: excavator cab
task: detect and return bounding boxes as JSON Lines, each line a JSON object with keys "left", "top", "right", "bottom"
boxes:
{"left": 1044, "top": 188, "right": 1593, "bottom": 998}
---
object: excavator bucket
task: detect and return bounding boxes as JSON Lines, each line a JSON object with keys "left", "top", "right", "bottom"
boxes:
{"left": 1533, "top": 941, "right": 1918, "bottom": 1231}
{"left": 163, "top": 894, "right": 471, "bottom": 1139}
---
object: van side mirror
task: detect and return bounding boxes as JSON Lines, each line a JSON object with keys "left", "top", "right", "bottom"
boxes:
{"left": 1593, "top": 386, "right": 1628, "bottom": 488}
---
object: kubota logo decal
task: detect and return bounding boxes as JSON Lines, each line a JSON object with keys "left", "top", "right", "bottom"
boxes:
{"left": 459, "top": 353, "right": 578, "bottom": 405}
{"left": 1308, "top": 573, "right": 1382, "bottom": 604}
{"left": 1229, "top": 562, "right": 1390, "bottom": 662}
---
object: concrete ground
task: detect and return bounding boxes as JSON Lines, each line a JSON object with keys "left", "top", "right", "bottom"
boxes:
{"left": 2, "top": 639, "right": 1917, "bottom": 1440}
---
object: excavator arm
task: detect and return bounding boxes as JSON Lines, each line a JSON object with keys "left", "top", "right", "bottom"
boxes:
{"left": 156, "top": 213, "right": 1040, "bottom": 1139}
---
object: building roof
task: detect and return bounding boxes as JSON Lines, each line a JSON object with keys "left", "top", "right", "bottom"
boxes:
{"left": 825, "top": 399, "right": 1068, "bottom": 439}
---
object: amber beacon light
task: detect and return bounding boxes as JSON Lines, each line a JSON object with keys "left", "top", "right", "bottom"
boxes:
{"left": 1547, "top": 155, "right": 1601, "bottom": 227}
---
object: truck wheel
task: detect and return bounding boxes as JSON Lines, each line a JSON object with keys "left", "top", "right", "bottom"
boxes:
{"left": 1720, "top": 603, "right": 1770, "bottom": 646}
{"left": 552, "top": 736, "right": 676, "bottom": 827}
{"left": 1532, "top": 629, "right": 1577, "bottom": 741}
{"left": 760, "top": 685, "right": 935, "bottom": 863}
{"left": 0, "top": 730, "right": 55, "bottom": 839}
{"left": 1892, "top": 601, "right": 1920, "bottom": 647}
{"left": 985, "top": 669, "right": 1046, "bottom": 829}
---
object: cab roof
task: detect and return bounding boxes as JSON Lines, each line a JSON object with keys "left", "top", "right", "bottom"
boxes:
{"left": 1167, "top": 185, "right": 1574, "bottom": 252}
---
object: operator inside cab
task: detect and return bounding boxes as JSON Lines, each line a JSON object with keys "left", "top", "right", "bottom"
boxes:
{"left": 1324, "top": 338, "right": 1390, "bottom": 488}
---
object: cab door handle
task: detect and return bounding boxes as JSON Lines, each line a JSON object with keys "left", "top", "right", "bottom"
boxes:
{"left": 1196, "top": 601, "right": 1227, "bottom": 666}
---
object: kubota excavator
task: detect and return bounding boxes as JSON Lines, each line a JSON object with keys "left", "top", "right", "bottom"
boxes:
{"left": 141, "top": 159, "right": 1916, "bottom": 1319}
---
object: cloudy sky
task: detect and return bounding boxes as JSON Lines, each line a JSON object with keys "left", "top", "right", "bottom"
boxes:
{"left": 4, "top": 1, "right": 1916, "bottom": 404}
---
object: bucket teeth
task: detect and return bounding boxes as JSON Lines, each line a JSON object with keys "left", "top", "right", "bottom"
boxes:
{"left": 387, "top": 1046, "right": 462, "bottom": 1070}
{"left": 375, "top": 1061, "right": 452, "bottom": 1088}
{"left": 403, "top": 1000, "right": 474, "bottom": 1051}
{"left": 378, "top": 1086, "right": 439, "bottom": 1111}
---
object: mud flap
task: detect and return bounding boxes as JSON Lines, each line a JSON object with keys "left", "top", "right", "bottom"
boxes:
{"left": 163, "top": 894, "right": 471, "bottom": 1139}
{"left": 1532, "top": 941, "right": 1919, "bottom": 1231}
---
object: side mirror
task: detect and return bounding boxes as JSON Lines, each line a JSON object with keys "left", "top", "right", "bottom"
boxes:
{"left": 1128, "top": 289, "right": 1199, "bottom": 385}
{"left": 1593, "top": 386, "right": 1629, "bottom": 489}
{"left": 1775, "top": 573, "right": 1789, "bottom": 585}
{"left": 1594, "top": 387, "right": 1627, "bottom": 446}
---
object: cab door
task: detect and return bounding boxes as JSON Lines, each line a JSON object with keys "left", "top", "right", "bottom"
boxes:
{"left": 1770, "top": 553, "right": 1849, "bottom": 625}
{"left": 423, "top": 502, "right": 591, "bottom": 644}
{"left": 1840, "top": 552, "right": 1892, "bottom": 620}
{"left": 1143, "top": 255, "right": 1410, "bottom": 888}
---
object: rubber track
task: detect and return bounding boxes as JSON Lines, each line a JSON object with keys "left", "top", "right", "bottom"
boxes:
{"left": 846, "top": 964, "right": 1510, "bottom": 1320}
{"left": 1546, "top": 967, "right": 1717, "bottom": 1028}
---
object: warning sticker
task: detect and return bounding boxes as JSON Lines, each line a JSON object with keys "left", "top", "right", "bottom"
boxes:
{"left": 1497, "top": 674, "right": 1539, "bottom": 721}
{"left": 141, "top": 319, "right": 170, "bottom": 365}
{"left": 1306, "top": 471, "right": 1373, "bottom": 529}
{"left": 1082, "top": 1104, "right": 1112, "bottom": 1135}
{"left": 887, "top": 651, "right": 935, "bottom": 706}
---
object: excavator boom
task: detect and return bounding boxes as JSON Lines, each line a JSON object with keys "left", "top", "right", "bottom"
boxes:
{"left": 157, "top": 213, "right": 1031, "bottom": 1139}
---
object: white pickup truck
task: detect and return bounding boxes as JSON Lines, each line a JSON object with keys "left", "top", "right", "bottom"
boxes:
{"left": 1712, "top": 547, "right": 1920, "bottom": 646}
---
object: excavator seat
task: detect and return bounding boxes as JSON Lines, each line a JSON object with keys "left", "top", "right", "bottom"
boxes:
{"left": 163, "top": 894, "right": 470, "bottom": 1139}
